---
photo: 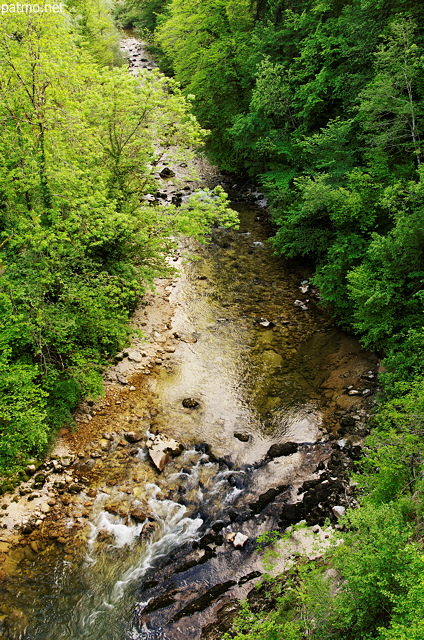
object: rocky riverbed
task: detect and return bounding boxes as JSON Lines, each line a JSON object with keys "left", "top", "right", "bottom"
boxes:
{"left": 0, "top": 33, "right": 379, "bottom": 640}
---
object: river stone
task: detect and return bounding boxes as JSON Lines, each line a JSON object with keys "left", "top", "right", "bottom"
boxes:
{"left": 233, "top": 532, "right": 248, "bottom": 547}
{"left": 60, "top": 455, "right": 73, "bottom": 467}
{"left": 127, "top": 351, "right": 143, "bottom": 362}
{"left": 68, "top": 483, "right": 84, "bottom": 494}
{"left": 159, "top": 167, "right": 175, "bottom": 178}
{"left": 124, "top": 431, "right": 144, "bottom": 443}
{"left": 146, "top": 434, "right": 183, "bottom": 472}
{"left": 267, "top": 442, "right": 299, "bottom": 458}
{"left": 173, "top": 331, "right": 198, "bottom": 343}
{"left": 332, "top": 505, "right": 346, "bottom": 518}
{"left": 32, "top": 474, "right": 46, "bottom": 489}
{"left": 234, "top": 432, "right": 249, "bottom": 442}
{"left": 182, "top": 398, "right": 199, "bottom": 409}
{"left": 130, "top": 508, "right": 147, "bottom": 523}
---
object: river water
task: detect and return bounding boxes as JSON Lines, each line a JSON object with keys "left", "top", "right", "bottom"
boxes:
{"left": 0, "top": 36, "right": 376, "bottom": 640}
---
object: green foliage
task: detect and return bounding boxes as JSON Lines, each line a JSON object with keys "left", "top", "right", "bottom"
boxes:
{"left": 0, "top": 352, "right": 48, "bottom": 473}
{"left": 0, "top": 10, "right": 237, "bottom": 475}
{"left": 114, "top": 0, "right": 170, "bottom": 32}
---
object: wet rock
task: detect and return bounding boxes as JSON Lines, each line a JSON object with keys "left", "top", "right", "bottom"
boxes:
{"left": 130, "top": 508, "right": 147, "bottom": 523}
{"left": 249, "top": 484, "right": 290, "bottom": 515}
{"left": 78, "top": 458, "right": 96, "bottom": 470}
{"left": 96, "top": 529, "right": 115, "bottom": 544}
{"left": 234, "top": 432, "right": 249, "bottom": 442}
{"left": 146, "top": 434, "right": 183, "bottom": 472}
{"left": 124, "top": 431, "right": 144, "bottom": 443}
{"left": 174, "top": 548, "right": 211, "bottom": 574}
{"left": 20, "top": 521, "right": 35, "bottom": 534}
{"left": 141, "top": 521, "right": 158, "bottom": 538}
{"left": 171, "top": 581, "right": 237, "bottom": 622}
{"left": 227, "top": 474, "right": 245, "bottom": 489}
{"left": 32, "top": 474, "right": 46, "bottom": 489}
{"left": 182, "top": 398, "right": 200, "bottom": 409}
{"left": 141, "top": 590, "right": 179, "bottom": 615}
{"left": 105, "top": 503, "right": 127, "bottom": 518}
{"left": 197, "top": 531, "right": 220, "bottom": 548}
{"left": 100, "top": 439, "right": 111, "bottom": 451}
{"left": 67, "top": 483, "right": 84, "bottom": 494}
{"left": 159, "top": 167, "right": 175, "bottom": 179}
{"left": 266, "top": 442, "right": 299, "bottom": 458}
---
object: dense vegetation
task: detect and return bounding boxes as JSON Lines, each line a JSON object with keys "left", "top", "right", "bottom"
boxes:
{"left": 0, "top": 2, "right": 237, "bottom": 476}
{"left": 115, "top": 0, "right": 424, "bottom": 637}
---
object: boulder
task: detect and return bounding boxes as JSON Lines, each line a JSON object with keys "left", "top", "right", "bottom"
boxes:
{"left": 159, "top": 167, "right": 175, "bottom": 178}
{"left": 146, "top": 434, "right": 183, "bottom": 472}
{"left": 267, "top": 442, "right": 299, "bottom": 458}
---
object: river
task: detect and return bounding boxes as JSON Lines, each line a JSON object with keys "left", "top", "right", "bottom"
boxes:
{"left": 0, "top": 34, "right": 377, "bottom": 640}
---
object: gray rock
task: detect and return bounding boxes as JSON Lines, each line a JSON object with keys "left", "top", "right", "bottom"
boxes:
{"left": 332, "top": 505, "right": 346, "bottom": 518}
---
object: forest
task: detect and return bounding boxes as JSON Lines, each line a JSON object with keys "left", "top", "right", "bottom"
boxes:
{"left": 0, "top": 0, "right": 423, "bottom": 637}
{"left": 0, "top": 1, "right": 236, "bottom": 476}
{"left": 112, "top": 0, "right": 424, "bottom": 638}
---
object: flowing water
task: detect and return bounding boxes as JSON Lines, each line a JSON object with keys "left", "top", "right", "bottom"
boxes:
{"left": 0, "top": 36, "right": 376, "bottom": 640}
